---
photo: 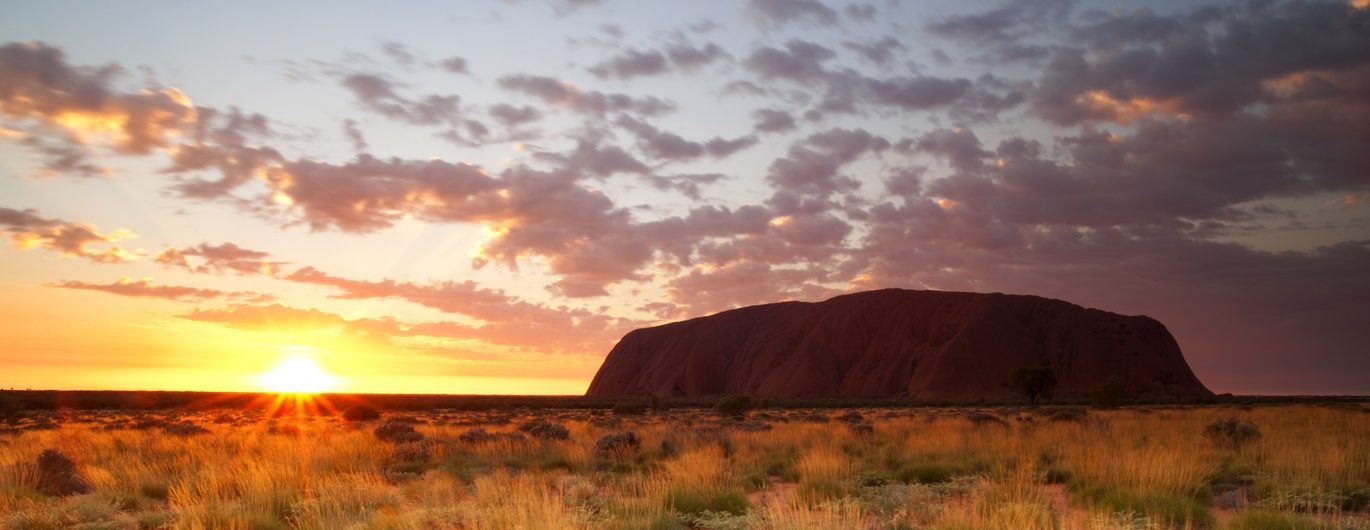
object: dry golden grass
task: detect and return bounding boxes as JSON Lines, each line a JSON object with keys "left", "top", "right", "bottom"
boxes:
{"left": 0, "top": 404, "right": 1366, "bottom": 529}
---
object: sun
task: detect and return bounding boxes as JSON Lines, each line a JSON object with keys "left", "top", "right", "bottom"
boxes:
{"left": 258, "top": 354, "right": 339, "bottom": 393}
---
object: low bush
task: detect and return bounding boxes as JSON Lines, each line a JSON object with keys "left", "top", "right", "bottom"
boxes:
{"left": 1073, "top": 486, "right": 1214, "bottom": 528}
{"left": 392, "top": 441, "right": 431, "bottom": 462}
{"left": 373, "top": 420, "right": 423, "bottom": 443}
{"left": 1204, "top": 418, "right": 1261, "bottom": 451}
{"left": 665, "top": 488, "right": 748, "bottom": 516}
{"left": 1043, "top": 406, "right": 1087, "bottom": 422}
{"left": 713, "top": 396, "right": 755, "bottom": 417}
{"left": 966, "top": 412, "right": 1007, "bottom": 427}
{"left": 161, "top": 422, "right": 209, "bottom": 436}
{"left": 518, "top": 419, "right": 570, "bottom": 440}
{"left": 893, "top": 462, "right": 975, "bottom": 485}
{"left": 612, "top": 401, "right": 648, "bottom": 415}
{"left": 595, "top": 431, "right": 641, "bottom": 459}
{"left": 342, "top": 404, "right": 381, "bottom": 421}
{"left": 1090, "top": 379, "right": 1129, "bottom": 409}
{"left": 35, "top": 449, "right": 91, "bottom": 497}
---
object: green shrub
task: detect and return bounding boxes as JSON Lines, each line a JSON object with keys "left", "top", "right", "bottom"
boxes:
{"left": 678, "top": 511, "right": 749, "bottom": 530}
{"left": 665, "top": 488, "right": 748, "bottom": 516}
{"left": 892, "top": 460, "right": 983, "bottom": 485}
{"left": 1073, "top": 487, "right": 1214, "bottom": 528}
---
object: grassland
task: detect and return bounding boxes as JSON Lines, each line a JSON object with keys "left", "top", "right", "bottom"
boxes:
{"left": 1, "top": 400, "right": 1367, "bottom": 529}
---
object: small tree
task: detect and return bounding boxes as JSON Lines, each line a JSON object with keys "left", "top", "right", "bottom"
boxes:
{"left": 1009, "top": 366, "right": 1057, "bottom": 405}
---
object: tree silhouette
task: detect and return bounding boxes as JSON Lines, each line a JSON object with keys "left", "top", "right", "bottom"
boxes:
{"left": 1009, "top": 366, "right": 1057, "bottom": 405}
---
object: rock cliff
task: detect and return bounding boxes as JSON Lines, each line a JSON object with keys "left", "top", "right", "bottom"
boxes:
{"left": 586, "top": 289, "right": 1210, "bottom": 400}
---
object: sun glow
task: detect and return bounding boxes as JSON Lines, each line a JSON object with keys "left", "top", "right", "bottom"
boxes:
{"left": 258, "top": 352, "right": 339, "bottom": 393}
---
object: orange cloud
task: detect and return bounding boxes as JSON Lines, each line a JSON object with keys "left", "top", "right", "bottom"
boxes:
{"left": 0, "top": 42, "right": 197, "bottom": 155}
{"left": 49, "top": 278, "right": 272, "bottom": 302}
{"left": 1073, "top": 90, "right": 1169, "bottom": 123}
{"left": 155, "top": 242, "right": 285, "bottom": 275}
{"left": 0, "top": 207, "right": 137, "bottom": 263}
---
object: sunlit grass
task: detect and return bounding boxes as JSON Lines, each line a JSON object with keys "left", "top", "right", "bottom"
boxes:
{"left": 0, "top": 404, "right": 1366, "bottom": 529}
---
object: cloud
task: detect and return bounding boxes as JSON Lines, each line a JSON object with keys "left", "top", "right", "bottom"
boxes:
{"left": 589, "top": 49, "right": 668, "bottom": 79}
{"left": 341, "top": 119, "right": 367, "bottom": 152}
{"left": 664, "top": 42, "right": 730, "bottom": 70}
{"left": 842, "top": 37, "right": 906, "bottom": 66}
{"left": 15, "top": 131, "right": 109, "bottom": 177}
{"left": 0, "top": 207, "right": 137, "bottom": 263}
{"left": 743, "top": 40, "right": 837, "bottom": 82}
{"left": 615, "top": 116, "right": 757, "bottom": 161}
{"left": 180, "top": 303, "right": 350, "bottom": 332}
{"left": 534, "top": 136, "right": 651, "bottom": 176}
{"left": 588, "top": 42, "right": 730, "bottom": 80}
{"left": 497, "top": 74, "right": 676, "bottom": 117}
{"left": 925, "top": 0, "right": 1074, "bottom": 63}
{"left": 474, "top": 170, "right": 653, "bottom": 297}
{"left": 263, "top": 154, "right": 500, "bottom": 232}
{"left": 901, "top": 127, "right": 989, "bottom": 173}
{"left": 862, "top": 76, "right": 972, "bottom": 110}
{"left": 155, "top": 242, "right": 285, "bottom": 275}
{"left": 1029, "top": 1, "right": 1370, "bottom": 123}
{"left": 752, "top": 108, "right": 796, "bottom": 133}
{"left": 49, "top": 278, "right": 270, "bottom": 302}
{"left": 438, "top": 56, "right": 468, "bottom": 74}
{"left": 642, "top": 172, "right": 727, "bottom": 200}
{"left": 740, "top": 39, "right": 1000, "bottom": 118}
{"left": 487, "top": 103, "right": 543, "bottom": 126}
{"left": 844, "top": 3, "right": 877, "bottom": 23}
{"left": 284, "top": 266, "right": 530, "bottom": 321}
{"left": 911, "top": 117, "right": 1367, "bottom": 229}
{"left": 0, "top": 41, "right": 197, "bottom": 174}
{"left": 339, "top": 73, "right": 463, "bottom": 126}
{"left": 280, "top": 264, "right": 654, "bottom": 351}
{"left": 665, "top": 261, "right": 840, "bottom": 315}
{"left": 181, "top": 296, "right": 642, "bottom": 355}
{"left": 162, "top": 107, "right": 282, "bottom": 199}
{"left": 766, "top": 128, "right": 888, "bottom": 197}
{"left": 747, "top": 0, "right": 840, "bottom": 28}
{"left": 379, "top": 41, "right": 416, "bottom": 67}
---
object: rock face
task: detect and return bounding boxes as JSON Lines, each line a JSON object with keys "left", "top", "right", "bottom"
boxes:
{"left": 586, "top": 289, "right": 1210, "bottom": 400}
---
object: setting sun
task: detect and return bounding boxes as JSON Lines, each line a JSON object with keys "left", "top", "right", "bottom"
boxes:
{"left": 257, "top": 354, "right": 339, "bottom": 393}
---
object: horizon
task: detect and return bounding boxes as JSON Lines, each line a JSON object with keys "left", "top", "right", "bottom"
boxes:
{"left": 2, "top": 0, "right": 1369, "bottom": 397}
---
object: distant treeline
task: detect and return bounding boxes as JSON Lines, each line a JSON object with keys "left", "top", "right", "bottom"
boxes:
{"left": 0, "top": 390, "right": 1365, "bottom": 413}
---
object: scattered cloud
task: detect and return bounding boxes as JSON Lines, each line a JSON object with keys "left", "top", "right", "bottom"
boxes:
{"left": 0, "top": 207, "right": 137, "bottom": 263}
{"left": 155, "top": 242, "right": 285, "bottom": 276}
{"left": 49, "top": 277, "right": 271, "bottom": 302}
{"left": 339, "top": 73, "right": 463, "bottom": 126}
{"left": 589, "top": 42, "right": 730, "bottom": 80}
{"left": 497, "top": 74, "right": 676, "bottom": 117}
{"left": 747, "top": 0, "right": 840, "bottom": 28}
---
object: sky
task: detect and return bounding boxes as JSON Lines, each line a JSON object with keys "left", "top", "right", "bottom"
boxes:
{"left": 0, "top": 0, "right": 1367, "bottom": 396}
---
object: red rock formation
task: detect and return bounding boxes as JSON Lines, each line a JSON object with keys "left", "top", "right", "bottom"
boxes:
{"left": 586, "top": 289, "right": 1210, "bottom": 400}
